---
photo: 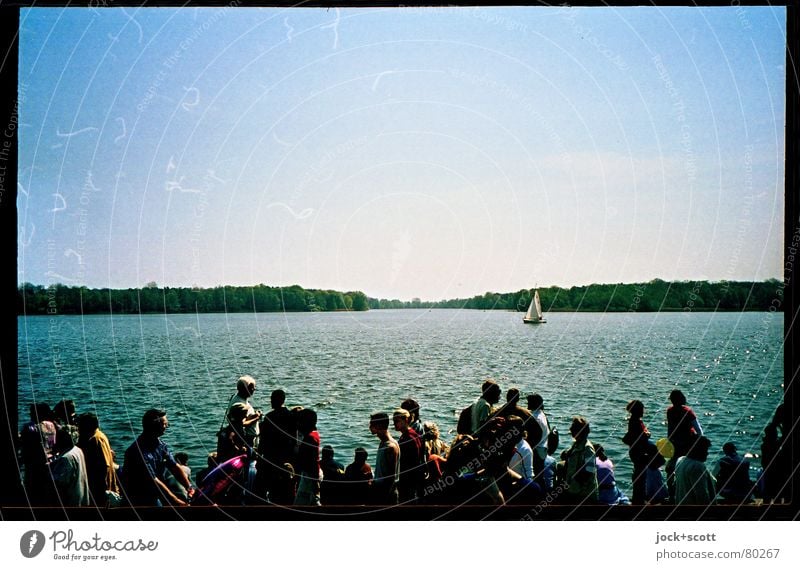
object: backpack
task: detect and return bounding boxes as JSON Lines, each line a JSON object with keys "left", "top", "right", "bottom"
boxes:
{"left": 456, "top": 404, "right": 472, "bottom": 435}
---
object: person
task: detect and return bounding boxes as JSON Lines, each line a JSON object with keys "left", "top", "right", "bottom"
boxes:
{"left": 77, "top": 412, "right": 120, "bottom": 508}
{"left": 498, "top": 389, "right": 532, "bottom": 423}
{"left": 53, "top": 399, "right": 79, "bottom": 445}
{"left": 540, "top": 429, "right": 560, "bottom": 493}
{"left": 622, "top": 399, "right": 651, "bottom": 505}
{"left": 320, "top": 445, "right": 345, "bottom": 505}
{"left": 665, "top": 390, "right": 703, "bottom": 499}
{"left": 471, "top": 379, "right": 501, "bottom": 435}
{"left": 256, "top": 389, "right": 297, "bottom": 504}
{"left": 217, "top": 403, "right": 250, "bottom": 463}
{"left": 121, "top": 409, "right": 193, "bottom": 507}
{"left": 195, "top": 452, "right": 218, "bottom": 486}
{"left": 504, "top": 415, "right": 542, "bottom": 504}
{"left": 229, "top": 375, "right": 261, "bottom": 447}
{"left": 164, "top": 452, "right": 192, "bottom": 502}
{"left": 393, "top": 408, "right": 424, "bottom": 502}
{"left": 760, "top": 404, "right": 789, "bottom": 503}
{"left": 294, "top": 408, "right": 321, "bottom": 506}
{"left": 422, "top": 421, "right": 449, "bottom": 457}
{"left": 400, "top": 398, "right": 423, "bottom": 435}
{"left": 674, "top": 436, "right": 716, "bottom": 505}
{"left": 595, "top": 445, "right": 630, "bottom": 505}
{"left": 19, "top": 403, "right": 59, "bottom": 505}
{"left": 343, "top": 447, "right": 373, "bottom": 505}
{"left": 714, "top": 442, "right": 753, "bottom": 504}
{"left": 50, "top": 428, "right": 90, "bottom": 507}
{"left": 370, "top": 412, "right": 399, "bottom": 504}
{"left": 527, "top": 394, "right": 550, "bottom": 477}
{"left": 561, "top": 416, "right": 598, "bottom": 504}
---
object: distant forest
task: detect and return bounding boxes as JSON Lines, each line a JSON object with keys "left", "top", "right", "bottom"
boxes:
{"left": 367, "top": 279, "right": 785, "bottom": 312}
{"left": 17, "top": 279, "right": 783, "bottom": 316}
{"left": 17, "top": 283, "right": 369, "bottom": 315}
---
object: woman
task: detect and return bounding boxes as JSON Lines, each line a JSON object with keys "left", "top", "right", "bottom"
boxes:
{"left": 622, "top": 400, "right": 650, "bottom": 505}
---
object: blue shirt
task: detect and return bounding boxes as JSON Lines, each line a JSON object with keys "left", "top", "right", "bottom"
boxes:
{"left": 122, "top": 434, "right": 177, "bottom": 506}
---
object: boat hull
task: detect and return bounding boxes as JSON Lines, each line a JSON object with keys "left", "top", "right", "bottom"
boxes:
{"left": 523, "top": 318, "right": 546, "bottom": 324}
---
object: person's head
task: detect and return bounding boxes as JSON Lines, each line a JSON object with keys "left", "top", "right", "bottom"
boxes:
{"left": 142, "top": 408, "right": 168, "bottom": 437}
{"left": 569, "top": 416, "right": 590, "bottom": 442}
{"left": 228, "top": 403, "right": 249, "bottom": 425}
{"left": 626, "top": 399, "right": 645, "bottom": 420}
{"left": 422, "top": 421, "right": 440, "bottom": 441}
{"left": 527, "top": 393, "right": 544, "bottom": 412}
{"left": 77, "top": 412, "right": 99, "bottom": 438}
{"left": 393, "top": 408, "right": 411, "bottom": 432}
{"left": 369, "top": 412, "right": 390, "bottom": 435}
{"left": 481, "top": 379, "right": 501, "bottom": 405}
{"left": 669, "top": 389, "right": 687, "bottom": 407}
{"left": 271, "top": 389, "right": 286, "bottom": 409}
{"left": 687, "top": 436, "right": 712, "bottom": 462}
{"left": 30, "top": 403, "right": 54, "bottom": 423}
{"left": 506, "top": 388, "right": 521, "bottom": 406}
{"left": 322, "top": 445, "right": 335, "bottom": 461}
{"left": 236, "top": 375, "right": 256, "bottom": 398}
{"left": 174, "top": 452, "right": 189, "bottom": 466}
{"left": 53, "top": 427, "right": 74, "bottom": 454}
{"left": 354, "top": 447, "right": 368, "bottom": 464}
{"left": 722, "top": 442, "right": 737, "bottom": 456}
{"left": 400, "top": 398, "right": 420, "bottom": 422}
{"left": 506, "top": 415, "right": 525, "bottom": 444}
{"left": 297, "top": 408, "right": 317, "bottom": 434}
{"left": 53, "top": 400, "right": 77, "bottom": 425}
{"left": 595, "top": 444, "right": 607, "bottom": 462}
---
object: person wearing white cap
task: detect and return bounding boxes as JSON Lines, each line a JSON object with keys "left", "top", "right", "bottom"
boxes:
{"left": 229, "top": 375, "right": 262, "bottom": 447}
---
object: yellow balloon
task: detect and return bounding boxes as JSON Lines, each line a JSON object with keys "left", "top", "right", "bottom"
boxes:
{"left": 656, "top": 438, "right": 674, "bottom": 459}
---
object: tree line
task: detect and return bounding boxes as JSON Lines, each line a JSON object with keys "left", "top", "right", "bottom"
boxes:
{"left": 366, "top": 279, "right": 785, "bottom": 312}
{"left": 17, "top": 279, "right": 783, "bottom": 316}
{"left": 17, "top": 283, "right": 370, "bottom": 315}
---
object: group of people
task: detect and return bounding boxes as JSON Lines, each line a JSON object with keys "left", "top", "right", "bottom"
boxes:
{"left": 17, "top": 376, "right": 790, "bottom": 508}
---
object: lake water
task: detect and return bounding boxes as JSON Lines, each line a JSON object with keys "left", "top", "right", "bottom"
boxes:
{"left": 18, "top": 309, "right": 784, "bottom": 497}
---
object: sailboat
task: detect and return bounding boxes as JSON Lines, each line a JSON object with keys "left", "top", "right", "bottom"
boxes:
{"left": 523, "top": 289, "right": 546, "bottom": 324}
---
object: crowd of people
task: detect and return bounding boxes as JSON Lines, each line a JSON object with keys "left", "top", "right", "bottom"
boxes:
{"left": 17, "top": 377, "right": 791, "bottom": 509}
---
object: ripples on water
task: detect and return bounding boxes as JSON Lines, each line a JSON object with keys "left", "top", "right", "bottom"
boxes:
{"left": 18, "top": 310, "right": 784, "bottom": 496}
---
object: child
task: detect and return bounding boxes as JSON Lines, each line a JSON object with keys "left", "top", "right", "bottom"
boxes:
{"left": 343, "top": 447, "right": 373, "bottom": 504}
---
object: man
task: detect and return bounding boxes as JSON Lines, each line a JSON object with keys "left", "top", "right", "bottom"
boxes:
{"left": 230, "top": 375, "right": 262, "bottom": 447}
{"left": 121, "top": 409, "right": 193, "bottom": 506}
{"left": 77, "top": 412, "right": 120, "bottom": 508}
{"left": 256, "top": 389, "right": 297, "bottom": 504}
{"left": 561, "top": 416, "right": 598, "bottom": 504}
{"left": 393, "top": 408, "right": 423, "bottom": 502}
{"left": 674, "top": 436, "right": 716, "bottom": 505}
{"left": 471, "top": 379, "right": 501, "bottom": 435}
{"left": 369, "top": 412, "right": 399, "bottom": 504}
{"left": 527, "top": 393, "right": 550, "bottom": 477}
{"left": 714, "top": 442, "right": 753, "bottom": 504}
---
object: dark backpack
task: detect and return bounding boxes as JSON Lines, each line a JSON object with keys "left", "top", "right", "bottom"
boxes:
{"left": 456, "top": 404, "right": 472, "bottom": 435}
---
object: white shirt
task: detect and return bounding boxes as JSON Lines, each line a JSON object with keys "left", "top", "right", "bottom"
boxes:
{"left": 531, "top": 409, "right": 549, "bottom": 449}
{"left": 509, "top": 439, "right": 534, "bottom": 480}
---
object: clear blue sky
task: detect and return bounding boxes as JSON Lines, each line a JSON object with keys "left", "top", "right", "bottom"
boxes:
{"left": 17, "top": 6, "right": 786, "bottom": 301}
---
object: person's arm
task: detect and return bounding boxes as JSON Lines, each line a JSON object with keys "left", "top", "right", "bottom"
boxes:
{"left": 167, "top": 461, "right": 194, "bottom": 502}
{"left": 154, "top": 476, "right": 189, "bottom": 506}
{"left": 691, "top": 416, "right": 703, "bottom": 436}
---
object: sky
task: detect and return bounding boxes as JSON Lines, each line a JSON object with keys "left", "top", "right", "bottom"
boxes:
{"left": 16, "top": 6, "right": 786, "bottom": 301}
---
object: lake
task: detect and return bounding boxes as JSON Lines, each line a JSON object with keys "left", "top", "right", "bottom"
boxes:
{"left": 17, "top": 309, "right": 784, "bottom": 497}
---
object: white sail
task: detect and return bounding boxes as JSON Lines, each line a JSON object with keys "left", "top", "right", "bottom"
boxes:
{"left": 523, "top": 289, "right": 546, "bottom": 323}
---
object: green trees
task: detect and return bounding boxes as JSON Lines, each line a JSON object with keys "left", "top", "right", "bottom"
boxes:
{"left": 17, "top": 283, "right": 371, "bottom": 315}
